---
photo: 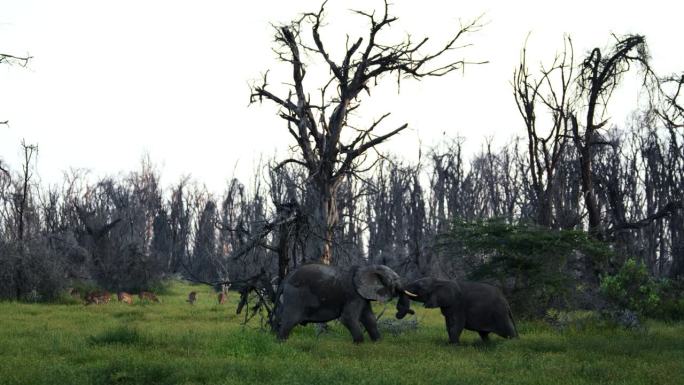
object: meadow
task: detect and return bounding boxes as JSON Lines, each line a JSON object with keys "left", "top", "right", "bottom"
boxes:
{"left": 1, "top": 282, "right": 682, "bottom": 385}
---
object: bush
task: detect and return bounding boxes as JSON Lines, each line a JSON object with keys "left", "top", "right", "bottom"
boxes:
{"left": 600, "top": 259, "right": 684, "bottom": 320}
{"left": 0, "top": 238, "right": 67, "bottom": 302}
{"left": 658, "top": 298, "right": 684, "bottom": 320}
{"left": 600, "top": 258, "right": 660, "bottom": 315}
{"left": 440, "top": 218, "right": 613, "bottom": 316}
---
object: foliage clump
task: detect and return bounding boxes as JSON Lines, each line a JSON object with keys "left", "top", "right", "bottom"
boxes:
{"left": 600, "top": 258, "right": 684, "bottom": 320}
{"left": 441, "top": 218, "right": 613, "bottom": 316}
{"left": 0, "top": 239, "right": 67, "bottom": 302}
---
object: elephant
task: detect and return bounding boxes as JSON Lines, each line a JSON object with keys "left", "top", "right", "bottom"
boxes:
{"left": 272, "top": 263, "right": 417, "bottom": 343}
{"left": 396, "top": 277, "right": 517, "bottom": 344}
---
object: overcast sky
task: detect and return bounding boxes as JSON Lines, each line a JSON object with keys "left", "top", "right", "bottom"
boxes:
{"left": 1, "top": 0, "right": 682, "bottom": 193}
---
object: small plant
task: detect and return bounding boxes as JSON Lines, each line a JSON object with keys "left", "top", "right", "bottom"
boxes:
{"left": 545, "top": 309, "right": 602, "bottom": 331}
{"left": 603, "top": 309, "right": 643, "bottom": 330}
{"left": 377, "top": 317, "right": 419, "bottom": 336}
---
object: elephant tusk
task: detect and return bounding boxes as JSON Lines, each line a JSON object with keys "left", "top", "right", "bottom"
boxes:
{"left": 403, "top": 290, "right": 418, "bottom": 297}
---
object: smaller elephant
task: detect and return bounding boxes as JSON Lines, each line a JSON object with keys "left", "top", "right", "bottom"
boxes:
{"left": 396, "top": 278, "right": 517, "bottom": 344}
{"left": 273, "top": 263, "right": 417, "bottom": 343}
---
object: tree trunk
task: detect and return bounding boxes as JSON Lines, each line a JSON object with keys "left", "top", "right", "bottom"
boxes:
{"left": 306, "top": 180, "right": 338, "bottom": 265}
{"left": 276, "top": 222, "right": 291, "bottom": 280}
{"left": 670, "top": 211, "right": 684, "bottom": 278}
{"left": 537, "top": 187, "right": 553, "bottom": 228}
{"left": 579, "top": 144, "right": 601, "bottom": 236}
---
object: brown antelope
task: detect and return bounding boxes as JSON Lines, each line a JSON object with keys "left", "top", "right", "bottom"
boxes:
{"left": 99, "top": 291, "right": 111, "bottom": 304}
{"left": 187, "top": 291, "right": 197, "bottom": 305}
{"left": 117, "top": 292, "right": 134, "bottom": 305}
{"left": 85, "top": 291, "right": 110, "bottom": 305}
{"left": 84, "top": 292, "right": 98, "bottom": 305}
{"left": 139, "top": 291, "right": 160, "bottom": 303}
{"left": 218, "top": 291, "right": 228, "bottom": 305}
{"left": 67, "top": 288, "right": 81, "bottom": 300}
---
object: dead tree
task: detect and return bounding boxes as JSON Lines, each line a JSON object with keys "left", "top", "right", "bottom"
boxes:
{"left": 658, "top": 74, "right": 684, "bottom": 277}
{"left": 514, "top": 37, "right": 575, "bottom": 227}
{"left": 0, "top": 52, "right": 31, "bottom": 138}
{"left": 250, "top": 0, "right": 482, "bottom": 264}
{"left": 0, "top": 52, "right": 31, "bottom": 182}
{"left": 168, "top": 178, "right": 192, "bottom": 273}
{"left": 16, "top": 142, "right": 38, "bottom": 247}
{"left": 657, "top": 74, "right": 684, "bottom": 130}
{"left": 429, "top": 139, "right": 466, "bottom": 230}
{"left": 573, "top": 35, "right": 651, "bottom": 236}
{"left": 367, "top": 159, "right": 429, "bottom": 277}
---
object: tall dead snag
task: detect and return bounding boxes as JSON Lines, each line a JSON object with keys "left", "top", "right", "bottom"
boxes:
{"left": 514, "top": 37, "right": 575, "bottom": 228}
{"left": 574, "top": 35, "right": 651, "bottom": 236}
{"left": 16, "top": 141, "right": 38, "bottom": 248}
{"left": 1, "top": 52, "right": 31, "bottom": 176}
{"left": 655, "top": 74, "right": 684, "bottom": 277}
{"left": 250, "top": 1, "right": 482, "bottom": 264}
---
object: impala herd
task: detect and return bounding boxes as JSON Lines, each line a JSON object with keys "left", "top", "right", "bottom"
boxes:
{"left": 68, "top": 287, "right": 228, "bottom": 306}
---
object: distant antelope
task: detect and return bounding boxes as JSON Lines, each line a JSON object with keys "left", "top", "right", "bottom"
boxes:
{"left": 139, "top": 291, "right": 160, "bottom": 303}
{"left": 117, "top": 292, "right": 134, "bottom": 305}
{"left": 218, "top": 291, "right": 228, "bottom": 305}
{"left": 85, "top": 291, "right": 110, "bottom": 305}
{"left": 84, "top": 292, "right": 98, "bottom": 305}
{"left": 67, "top": 288, "right": 81, "bottom": 300}
{"left": 187, "top": 291, "right": 198, "bottom": 305}
{"left": 99, "top": 291, "right": 111, "bottom": 304}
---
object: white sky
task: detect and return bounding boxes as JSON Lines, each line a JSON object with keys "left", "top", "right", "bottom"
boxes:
{"left": 1, "top": 0, "right": 682, "bottom": 193}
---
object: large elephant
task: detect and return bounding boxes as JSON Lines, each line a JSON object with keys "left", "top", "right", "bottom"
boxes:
{"left": 396, "top": 277, "right": 517, "bottom": 344}
{"left": 272, "top": 263, "right": 416, "bottom": 343}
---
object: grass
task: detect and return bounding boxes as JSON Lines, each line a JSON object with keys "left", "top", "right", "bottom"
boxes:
{"left": 0, "top": 281, "right": 682, "bottom": 385}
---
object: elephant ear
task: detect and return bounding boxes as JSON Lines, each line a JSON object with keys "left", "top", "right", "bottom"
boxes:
{"left": 353, "top": 266, "right": 396, "bottom": 302}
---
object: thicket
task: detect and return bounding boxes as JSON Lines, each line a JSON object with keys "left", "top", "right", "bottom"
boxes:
{"left": 600, "top": 258, "right": 684, "bottom": 320}
{"left": 440, "top": 219, "right": 613, "bottom": 316}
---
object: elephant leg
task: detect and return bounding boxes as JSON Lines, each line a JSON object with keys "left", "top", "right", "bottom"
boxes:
{"left": 340, "top": 307, "right": 365, "bottom": 343}
{"left": 360, "top": 304, "right": 380, "bottom": 341}
{"left": 478, "top": 331, "right": 490, "bottom": 342}
{"left": 444, "top": 313, "right": 465, "bottom": 345}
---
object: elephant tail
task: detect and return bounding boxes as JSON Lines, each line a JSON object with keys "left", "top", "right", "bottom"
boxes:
{"left": 507, "top": 307, "right": 519, "bottom": 338}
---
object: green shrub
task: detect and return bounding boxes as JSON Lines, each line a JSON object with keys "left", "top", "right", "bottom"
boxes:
{"left": 440, "top": 218, "right": 613, "bottom": 316}
{"left": 656, "top": 279, "right": 684, "bottom": 320}
{"left": 600, "top": 259, "right": 684, "bottom": 320}
{"left": 658, "top": 297, "right": 684, "bottom": 320}
{"left": 600, "top": 258, "right": 660, "bottom": 316}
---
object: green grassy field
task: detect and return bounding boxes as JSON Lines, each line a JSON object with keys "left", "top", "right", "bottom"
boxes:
{"left": 0, "top": 282, "right": 682, "bottom": 385}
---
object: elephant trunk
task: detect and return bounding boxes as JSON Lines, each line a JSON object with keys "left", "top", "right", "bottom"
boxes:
{"left": 395, "top": 293, "right": 415, "bottom": 319}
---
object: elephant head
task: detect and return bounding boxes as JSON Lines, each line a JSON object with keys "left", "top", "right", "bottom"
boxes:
{"left": 396, "top": 277, "right": 518, "bottom": 343}
{"left": 396, "top": 277, "right": 460, "bottom": 318}
{"left": 353, "top": 265, "right": 417, "bottom": 303}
